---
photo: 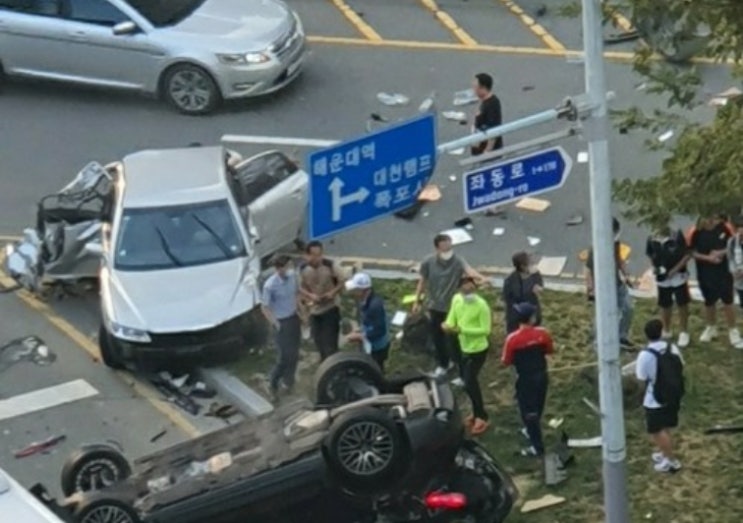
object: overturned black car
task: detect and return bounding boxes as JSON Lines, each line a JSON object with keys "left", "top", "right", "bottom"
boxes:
{"left": 34, "top": 353, "right": 517, "bottom": 523}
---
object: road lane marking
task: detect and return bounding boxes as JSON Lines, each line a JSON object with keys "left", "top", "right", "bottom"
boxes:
{"left": 0, "top": 235, "right": 21, "bottom": 242}
{"left": 222, "top": 135, "right": 339, "bottom": 148}
{"left": 0, "top": 379, "right": 98, "bottom": 421}
{"left": 418, "top": 0, "right": 478, "bottom": 47}
{"left": 0, "top": 257, "right": 201, "bottom": 438}
{"left": 305, "top": 35, "right": 732, "bottom": 64}
{"left": 328, "top": 0, "right": 382, "bottom": 41}
{"left": 497, "top": 0, "right": 565, "bottom": 51}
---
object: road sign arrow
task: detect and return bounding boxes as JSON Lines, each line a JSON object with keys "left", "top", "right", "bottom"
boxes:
{"left": 329, "top": 177, "right": 371, "bottom": 222}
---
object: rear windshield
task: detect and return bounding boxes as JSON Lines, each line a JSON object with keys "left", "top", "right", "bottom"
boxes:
{"left": 125, "top": 0, "right": 206, "bottom": 27}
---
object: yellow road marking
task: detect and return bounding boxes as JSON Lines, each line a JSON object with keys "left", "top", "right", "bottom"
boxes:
{"left": 418, "top": 0, "right": 478, "bottom": 47}
{"left": 328, "top": 0, "right": 382, "bottom": 41}
{"left": 0, "top": 235, "right": 21, "bottom": 241}
{"left": 306, "top": 35, "right": 734, "bottom": 65}
{"left": 497, "top": 0, "right": 565, "bottom": 51}
{"left": 0, "top": 257, "right": 201, "bottom": 438}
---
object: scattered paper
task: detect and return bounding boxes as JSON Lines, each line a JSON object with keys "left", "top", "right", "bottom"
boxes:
{"left": 492, "top": 227, "right": 505, "bottom": 236}
{"left": 635, "top": 82, "right": 648, "bottom": 91}
{"left": 527, "top": 236, "right": 541, "bottom": 246}
{"left": 442, "top": 111, "right": 467, "bottom": 121}
{"left": 577, "top": 151, "right": 589, "bottom": 163}
{"left": 377, "top": 92, "right": 409, "bottom": 106}
{"left": 567, "top": 436, "right": 602, "bottom": 448}
{"left": 453, "top": 88, "right": 478, "bottom": 106}
{"left": 708, "top": 97, "right": 729, "bottom": 107}
{"left": 448, "top": 148, "right": 465, "bottom": 156}
{"left": 449, "top": 175, "right": 457, "bottom": 182}
{"left": 536, "top": 256, "right": 567, "bottom": 276}
{"left": 440, "top": 228, "right": 473, "bottom": 245}
{"left": 516, "top": 197, "right": 551, "bottom": 212}
{"left": 521, "top": 494, "right": 566, "bottom": 513}
{"left": 391, "top": 311, "right": 407, "bottom": 327}
{"left": 658, "top": 130, "right": 674, "bottom": 142}
{"left": 395, "top": 331, "right": 403, "bottom": 341}
{"left": 418, "top": 184, "right": 442, "bottom": 202}
{"left": 566, "top": 213, "right": 584, "bottom": 226}
{"left": 548, "top": 417, "right": 564, "bottom": 429}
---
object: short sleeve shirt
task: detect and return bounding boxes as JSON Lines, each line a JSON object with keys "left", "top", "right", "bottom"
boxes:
{"left": 299, "top": 260, "right": 342, "bottom": 315}
{"left": 689, "top": 223, "right": 732, "bottom": 277}
{"left": 261, "top": 272, "right": 298, "bottom": 320}
{"left": 635, "top": 340, "right": 684, "bottom": 409}
{"left": 471, "top": 95, "right": 503, "bottom": 155}
{"left": 585, "top": 242, "right": 622, "bottom": 286}
{"left": 420, "top": 254, "right": 468, "bottom": 312}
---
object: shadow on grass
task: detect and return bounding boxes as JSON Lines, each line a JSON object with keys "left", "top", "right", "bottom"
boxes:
{"left": 227, "top": 280, "right": 743, "bottom": 522}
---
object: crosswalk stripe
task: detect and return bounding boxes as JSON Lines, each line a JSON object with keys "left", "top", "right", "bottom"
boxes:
{"left": 0, "top": 379, "right": 99, "bottom": 421}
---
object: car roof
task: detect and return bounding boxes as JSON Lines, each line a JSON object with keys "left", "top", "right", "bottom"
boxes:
{"left": 0, "top": 469, "right": 66, "bottom": 523}
{"left": 120, "top": 146, "right": 232, "bottom": 208}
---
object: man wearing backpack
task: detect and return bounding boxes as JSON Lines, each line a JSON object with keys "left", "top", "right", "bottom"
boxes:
{"left": 635, "top": 319, "right": 685, "bottom": 473}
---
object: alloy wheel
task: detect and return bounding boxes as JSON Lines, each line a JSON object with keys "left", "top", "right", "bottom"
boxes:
{"left": 337, "top": 421, "right": 394, "bottom": 476}
{"left": 81, "top": 505, "right": 135, "bottom": 523}
{"left": 168, "top": 69, "right": 213, "bottom": 113}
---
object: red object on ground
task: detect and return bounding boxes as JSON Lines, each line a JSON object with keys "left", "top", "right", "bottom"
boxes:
{"left": 14, "top": 435, "right": 66, "bottom": 458}
{"left": 424, "top": 492, "right": 468, "bottom": 510}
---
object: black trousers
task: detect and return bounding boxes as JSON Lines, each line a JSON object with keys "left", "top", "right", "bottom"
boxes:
{"left": 515, "top": 371, "right": 549, "bottom": 455}
{"left": 428, "top": 309, "right": 462, "bottom": 370}
{"left": 310, "top": 306, "right": 341, "bottom": 361}
{"left": 462, "top": 351, "right": 488, "bottom": 420}
{"left": 370, "top": 344, "right": 390, "bottom": 373}
{"left": 269, "top": 315, "right": 301, "bottom": 390}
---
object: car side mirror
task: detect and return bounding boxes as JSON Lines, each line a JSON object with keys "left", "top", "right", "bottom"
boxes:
{"left": 84, "top": 242, "right": 104, "bottom": 256}
{"left": 112, "top": 21, "right": 138, "bottom": 36}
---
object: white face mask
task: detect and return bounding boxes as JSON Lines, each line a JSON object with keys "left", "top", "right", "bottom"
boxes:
{"left": 439, "top": 250, "right": 454, "bottom": 261}
{"left": 463, "top": 293, "right": 475, "bottom": 302}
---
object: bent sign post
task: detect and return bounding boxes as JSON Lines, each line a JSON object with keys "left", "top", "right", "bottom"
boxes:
{"left": 462, "top": 146, "right": 573, "bottom": 214}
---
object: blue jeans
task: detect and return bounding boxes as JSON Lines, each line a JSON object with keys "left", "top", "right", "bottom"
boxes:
{"left": 591, "top": 284, "right": 634, "bottom": 343}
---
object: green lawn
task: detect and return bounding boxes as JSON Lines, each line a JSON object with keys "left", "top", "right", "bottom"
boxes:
{"left": 228, "top": 279, "right": 743, "bottom": 522}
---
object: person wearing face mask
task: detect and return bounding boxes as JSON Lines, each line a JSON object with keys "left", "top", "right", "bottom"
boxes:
{"left": 584, "top": 217, "right": 635, "bottom": 348}
{"left": 344, "top": 272, "right": 391, "bottom": 372}
{"left": 442, "top": 276, "right": 493, "bottom": 436}
{"left": 503, "top": 251, "right": 544, "bottom": 334}
{"left": 727, "top": 216, "right": 743, "bottom": 332}
{"left": 414, "top": 234, "right": 488, "bottom": 381}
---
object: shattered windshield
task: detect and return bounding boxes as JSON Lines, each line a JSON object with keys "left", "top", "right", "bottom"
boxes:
{"left": 114, "top": 199, "right": 246, "bottom": 271}
{"left": 125, "top": 0, "right": 207, "bottom": 28}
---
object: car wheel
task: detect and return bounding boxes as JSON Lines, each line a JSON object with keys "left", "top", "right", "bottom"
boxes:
{"left": 314, "top": 352, "right": 385, "bottom": 406}
{"left": 72, "top": 493, "right": 141, "bottom": 523}
{"left": 98, "top": 324, "right": 125, "bottom": 370}
{"left": 162, "top": 63, "right": 220, "bottom": 115}
{"left": 60, "top": 444, "right": 132, "bottom": 497}
{"left": 325, "top": 407, "right": 410, "bottom": 491}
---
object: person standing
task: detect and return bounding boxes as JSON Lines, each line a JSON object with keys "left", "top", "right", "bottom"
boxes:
{"left": 646, "top": 225, "right": 692, "bottom": 348}
{"left": 728, "top": 215, "right": 743, "bottom": 325}
{"left": 585, "top": 217, "right": 634, "bottom": 347}
{"left": 260, "top": 255, "right": 301, "bottom": 399}
{"left": 413, "top": 233, "right": 487, "bottom": 379}
{"left": 635, "top": 319, "right": 685, "bottom": 473}
{"left": 687, "top": 215, "right": 743, "bottom": 347}
{"left": 298, "top": 240, "right": 345, "bottom": 361}
{"left": 442, "top": 276, "right": 492, "bottom": 436}
{"left": 344, "top": 272, "right": 391, "bottom": 372}
{"left": 470, "top": 72, "right": 504, "bottom": 216}
{"left": 502, "top": 251, "right": 544, "bottom": 334}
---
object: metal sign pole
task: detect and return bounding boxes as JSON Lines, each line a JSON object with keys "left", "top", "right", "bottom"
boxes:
{"left": 582, "top": 0, "right": 630, "bottom": 521}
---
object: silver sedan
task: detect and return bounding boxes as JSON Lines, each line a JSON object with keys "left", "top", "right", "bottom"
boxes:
{"left": 0, "top": 0, "right": 307, "bottom": 114}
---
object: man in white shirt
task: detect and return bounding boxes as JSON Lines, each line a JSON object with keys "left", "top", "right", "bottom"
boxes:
{"left": 635, "top": 319, "right": 684, "bottom": 473}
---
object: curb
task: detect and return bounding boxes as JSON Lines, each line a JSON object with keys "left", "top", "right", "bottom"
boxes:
{"left": 198, "top": 367, "right": 275, "bottom": 418}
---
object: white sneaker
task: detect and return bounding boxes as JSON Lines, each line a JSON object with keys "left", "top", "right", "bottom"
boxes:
{"left": 699, "top": 326, "right": 717, "bottom": 343}
{"left": 729, "top": 328, "right": 743, "bottom": 348}
{"left": 519, "top": 427, "right": 530, "bottom": 440}
{"left": 677, "top": 332, "right": 690, "bottom": 348}
{"left": 432, "top": 366, "right": 447, "bottom": 377}
{"left": 654, "top": 457, "right": 682, "bottom": 473}
{"left": 450, "top": 377, "right": 465, "bottom": 387}
{"left": 662, "top": 330, "right": 672, "bottom": 340}
{"left": 651, "top": 451, "right": 664, "bottom": 464}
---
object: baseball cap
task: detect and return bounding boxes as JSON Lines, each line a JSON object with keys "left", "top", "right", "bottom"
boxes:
{"left": 513, "top": 302, "right": 537, "bottom": 321}
{"left": 345, "top": 272, "right": 372, "bottom": 291}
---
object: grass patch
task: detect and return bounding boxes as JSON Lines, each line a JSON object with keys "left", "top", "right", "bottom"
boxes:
{"left": 228, "top": 280, "right": 743, "bottom": 522}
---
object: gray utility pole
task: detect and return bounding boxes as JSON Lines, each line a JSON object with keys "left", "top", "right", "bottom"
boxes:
{"left": 581, "top": 0, "right": 630, "bottom": 521}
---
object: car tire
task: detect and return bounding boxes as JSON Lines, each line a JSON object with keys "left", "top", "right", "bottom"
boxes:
{"left": 324, "top": 407, "right": 410, "bottom": 491}
{"left": 60, "top": 444, "right": 132, "bottom": 497}
{"left": 98, "top": 324, "right": 125, "bottom": 370}
{"left": 72, "top": 492, "right": 141, "bottom": 523}
{"left": 314, "top": 352, "right": 385, "bottom": 406}
{"left": 162, "top": 63, "right": 221, "bottom": 115}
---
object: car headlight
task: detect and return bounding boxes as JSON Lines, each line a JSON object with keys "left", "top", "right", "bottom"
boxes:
{"left": 217, "top": 52, "right": 270, "bottom": 65}
{"left": 109, "top": 322, "right": 151, "bottom": 343}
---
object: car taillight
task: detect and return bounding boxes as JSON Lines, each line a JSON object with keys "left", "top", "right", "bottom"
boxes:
{"left": 424, "top": 492, "right": 467, "bottom": 510}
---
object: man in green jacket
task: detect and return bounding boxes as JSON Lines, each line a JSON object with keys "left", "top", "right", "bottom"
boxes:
{"left": 442, "top": 276, "right": 493, "bottom": 436}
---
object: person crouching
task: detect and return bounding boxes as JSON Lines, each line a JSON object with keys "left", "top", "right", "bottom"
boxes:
{"left": 344, "top": 273, "right": 391, "bottom": 372}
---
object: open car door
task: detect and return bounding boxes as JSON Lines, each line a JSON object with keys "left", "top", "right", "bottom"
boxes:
{"left": 232, "top": 151, "right": 308, "bottom": 258}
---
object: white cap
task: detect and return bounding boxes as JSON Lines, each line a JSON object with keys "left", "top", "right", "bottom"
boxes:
{"left": 345, "top": 272, "right": 372, "bottom": 291}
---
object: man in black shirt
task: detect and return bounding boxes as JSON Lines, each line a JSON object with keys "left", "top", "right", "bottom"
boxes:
{"left": 470, "top": 72, "right": 504, "bottom": 216}
{"left": 688, "top": 215, "right": 742, "bottom": 347}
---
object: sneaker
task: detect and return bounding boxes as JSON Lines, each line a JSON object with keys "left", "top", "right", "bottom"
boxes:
{"left": 677, "top": 332, "right": 690, "bottom": 348}
{"left": 519, "top": 427, "right": 530, "bottom": 440}
{"left": 450, "top": 377, "right": 465, "bottom": 387}
{"left": 520, "top": 446, "right": 541, "bottom": 457}
{"left": 446, "top": 361, "right": 456, "bottom": 372}
{"left": 470, "top": 418, "right": 490, "bottom": 436}
{"left": 432, "top": 366, "right": 447, "bottom": 377}
{"left": 651, "top": 451, "right": 664, "bottom": 464}
{"left": 654, "top": 457, "right": 682, "bottom": 473}
{"left": 699, "top": 326, "right": 717, "bottom": 342}
{"left": 662, "top": 330, "right": 672, "bottom": 340}
{"left": 729, "top": 328, "right": 743, "bottom": 348}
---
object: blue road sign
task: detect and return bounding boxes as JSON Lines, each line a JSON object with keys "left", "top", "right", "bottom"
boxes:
{"left": 308, "top": 114, "right": 437, "bottom": 240}
{"left": 462, "top": 146, "right": 573, "bottom": 214}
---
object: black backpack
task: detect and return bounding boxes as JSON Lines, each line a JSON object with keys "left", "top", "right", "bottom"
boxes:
{"left": 644, "top": 344, "right": 685, "bottom": 406}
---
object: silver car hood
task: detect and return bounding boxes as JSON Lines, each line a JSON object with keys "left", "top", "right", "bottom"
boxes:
{"left": 105, "top": 258, "right": 258, "bottom": 333}
{"left": 168, "top": 0, "right": 292, "bottom": 47}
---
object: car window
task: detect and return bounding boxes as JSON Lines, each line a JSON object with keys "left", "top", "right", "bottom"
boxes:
{"left": 66, "top": 0, "right": 127, "bottom": 26}
{"left": 125, "top": 0, "right": 205, "bottom": 28}
{"left": 1, "top": 0, "right": 62, "bottom": 15}
{"left": 233, "top": 152, "right": 299, "bottom": 206}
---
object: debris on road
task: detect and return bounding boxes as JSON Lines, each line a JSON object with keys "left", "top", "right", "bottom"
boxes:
{"left": 442, "top": 111, "right": 467, "bottom": 122}
{"left": 376, "top": 92, "right": 410, "bottom": 106}
{"left": 577, "top": 151, "right": 589, "bottom": 163}
{"left": 548, "top": 417, "right": 564, "bottom": 429}
{"left": 150, "top": 429, "right": 168, "bottom": 443}
{"left": 391, "top": 311, "right": 408, "bottom": 327}
{"left": 544, "top": 453, "right": 568, "bottom": 486}
{"left": 492, "top": 227, "right": 505, "bottom": 236}
{"left": 453, "top": 217, "right": 474, "bottom": 231}
{"left": 14, "top": 434, "right": 67, "bottom": 458}
{"left": 657, "top": 130, "right": 674, "bottom": 142}
{"left": 567, "top": 436, "right": 602, "bottom": 448}
{"left": 536, "top": 256, "right": 567, "bottom": 277}
{"left": 0, "top": 336, "right": 56, "bottom": 372}
{"left": 453, "top": 89, "right": 478, "bottom": 106}
{"left": 417, "top": 184, "right": 442, "bottom": 202}
{"left": 527, "top": 236, "right": 541, "bottom": 247}
{"left": 521, "top": 494, "right": 566, "bottom": 513}
{"left": 205, "top": 402, "right": 239, "bottom": 421}
{"left": 566, "top": 213, "right": 584, "bottom": 226}
{"left": 516, "top": 197, "right": 550, "bottom": 212}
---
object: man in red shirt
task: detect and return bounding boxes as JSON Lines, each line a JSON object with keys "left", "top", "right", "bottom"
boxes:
{"left": 502, "top": 302, "right": 554, "bottom": 457}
